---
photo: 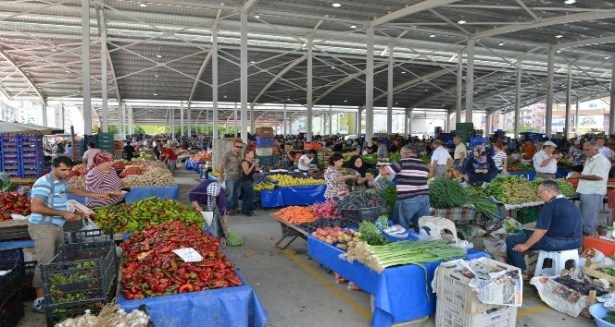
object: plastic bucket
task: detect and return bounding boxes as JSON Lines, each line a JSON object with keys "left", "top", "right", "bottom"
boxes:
{"left": 589, "top": 303, "right": 615, "bottom": 327}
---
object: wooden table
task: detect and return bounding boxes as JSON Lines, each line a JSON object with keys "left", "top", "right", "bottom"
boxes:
{"left": 270, "top": 215, "right": 308, "bottom": 250}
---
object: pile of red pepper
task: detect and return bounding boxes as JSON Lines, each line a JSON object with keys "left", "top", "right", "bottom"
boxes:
{"left": 119, "top": 221, "right": 242, "bottom": 300}
{"left": 0, "top": 192, "right": 31, "bottom": 220}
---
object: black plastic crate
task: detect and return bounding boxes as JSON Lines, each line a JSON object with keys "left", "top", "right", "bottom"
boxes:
{"left": 41, "top": 241, "right": 117, "bottom": 310}
{"left": 22, "top": 261, "right": 36, "bottom": 302}
{"left": 340, "top": 207, "right": 386, "bottom": 223}
{"left": 0, "top": 292, "right": 24, "bottom": 327}
{"left": 69, "top": 228, "right": 115, "bottom": 243}
{"left": 0, "top": 249, "right": 24, "bottom": 305}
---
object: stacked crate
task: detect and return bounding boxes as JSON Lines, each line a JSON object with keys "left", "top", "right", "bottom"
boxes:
{"left": 0, "top": 134, "right": 45, "bottom": 178}
{"left": 434, "top": 259, "right": 519, "bottom": 327}
{"left": 255, "top": 127, "right": 274, "bottom": 165}
{"left": 97, "top": 132, "right": 115, "bottom": 154}
{"left": 455, "top": 122, "right": 474, "bottom": 143}
{"left": 0, "top": 249, "right": 25, "bottom": 327}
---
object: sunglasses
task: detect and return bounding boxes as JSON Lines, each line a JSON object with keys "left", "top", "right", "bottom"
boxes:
{"left": 235, "top": 145, "right": 243, "bottom": 148}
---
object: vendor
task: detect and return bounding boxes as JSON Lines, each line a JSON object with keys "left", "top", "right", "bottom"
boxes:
{"left": 347, "top": 155, "right": 378, "bottom": 189}
{"left": 298, "top": 150, "right": 316, "bottom": 173}
{"left": 324, "top": 153, "right": 356, "bottom": 200}
{"left": 123, "top": 141, "right": 135, "bottom": 161}
{"left": 533, "top": 141, "right": 561, "bottom": 179}
{"left": 85, "top": 151, "right": 125, "bottom": 207}
{"left": 505, "top": 180, "right": 582, "bottom": 278}
{"left": 29, "top": 156, "right": 110, "bottom": 313}
{"left": 188, "top": 180, "right": 228, "bottom": 245}
{"left": 520, "top": 139, "right": 537, "bottom": 161}
{"left": 160, "top": 142, "right": 179, "bottom": 174}
{"left": 278, "top": 143, "right": 295, "bottom": 169}
{"left": 82, "top": 142, "right": 101, "bottom": 171}
{"left": 463, "top": 144, "right": 497, "bottom": 186}
{"left": 429, "top": 139, "right": 452, "bottom": 178}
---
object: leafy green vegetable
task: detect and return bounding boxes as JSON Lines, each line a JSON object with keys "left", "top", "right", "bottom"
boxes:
{"left": 375, "top": 186, "right": 397, "bottom": 214}
{"left": 428, "top": 178, "right": 468, "bottom": 208}
{"left": 358, "top": 220, "right": 388, "bottom": 246}
{"left": 226, "top": 231, "right": 244, "bottom": 247}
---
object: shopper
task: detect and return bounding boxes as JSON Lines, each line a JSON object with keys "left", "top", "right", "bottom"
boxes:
{"left": 324, "top": 153, "right": 356, "bottom": 200}
{"left": 570, "top": 141, "right": 610, "bottom": 235}
{"left": 346, "top": 155, "right": 377, "bottom": 189}
{"left": 278, "top": 143, "right": 295, "bottom": 169}
{"left": 123, "top": 140, "right": 136, "bottom": 161}
{"left": 82, "top": 142, "right": 101, "bottom": 171}
{"left": 188, "top": 180, "right": 228, "bottom": 245}
{"left": 429, "top": 139, "right": 452, "bottom": 178}
{"left": 160, "top": 142, "right": 179, "bottom": 174}
{"left": 453, "top": 136, "right": 467, "bottom": 172}
{"left": 298, "top": 150, "right": 316, "bottom": 173}
{"left": 372, "top": 137, "right": 389, "bottom": 159}
{"left": 505, "top": 180, "right": 582, "bottom": 278}
{"left": 533, "top": 141, "right": 561, "bottom": 179}
{"left": 379, "top": 145, "right": 430, "bottom": 231}
{"left": 219, "top": 140, "right": 243, "bottom": 215}
{"left": 596, "top": 137, "right": 615, "bottom": 162}
{"left": 492, "top": 142, "right": 508, "bottom": 175}
{"left": 239, "top": 149, "right": 258, "bottom": 216}
{"left": 153, "top": 139, "right": 163, "bottom": 160}
{"left": 463, "top": 144, "right": 498, "bottom": 186}
{"left": 85, "top": 151, "right": 125, "bottom": 208}
{"left": 28, "top": 156, "right": 110, "bottom": 313}
{"left": 520, "top": 139, "right": 537, "bottom": 160}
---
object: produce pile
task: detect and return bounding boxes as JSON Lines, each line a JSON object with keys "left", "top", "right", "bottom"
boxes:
{"left": 0, "top": 192, "right": 31, "bottom": 220}
{"left": 0, "top": 181, "right": 18, "bottom": 192}
{"left": 122, "top": 166, "right": 175, "bottom": 186}
{"left": 190, "top": 150, "right": 212, "bottom": 163}
{"left": 311, "top": 227, "right": 361, "bottom": 250}
{"left": 67, "top": 175, "right": 85, "bottom": 189}
{"left": 112, "top": 161, "right": 125, "bottom": 170}
{"left": 120, "top": 222, "right": 241, "bottom": 299}
{"left": 485, "top": 176, "right": 541, "bottom": 204}
{"left": 55, "top": 304, "right": 151, "bottom": 327}
{"left": 297, "top": 217, "right": 357, "bottom": 234}
{"left": 552, "top": 275, "right": 608, "bottom": 299}
{"left": 557, "top": 158, "right": 576, "bottom": 169}
{"left": 119, "top": 166, "right": 143, "bottom": 177}
{"left": 553, "top": 178, "right": 577, "bottom": 197}
{"left": 253, "top": 173, "right": 273, "bottom": 184}
{"left": 67, "top": 164, "right": 86, "bottom": 179}
{"left": 268, "top": 174, "right": 325, "bottom": 186}
{"left": 310, "top": 200, "right": 341, "bottom": 218}
{"left": 357, "top": 220, "right": 388, "bottom": 246}
{"left": 92, "top": 198, "right": 203, "bottom": 233}
{"left": 429, "top": 178, "right": 499, "bottom": 220}
{"left": 337, "top": 191, "right": 387, "bottom": 210}
{"left": 273, "top": 206, "right": 317, "bottom": 223}
{"left": 346, "top": 239, "right": 465, "bottom": 273}
{"left": 507, "top": 162, "right": 534, "bottom": 172}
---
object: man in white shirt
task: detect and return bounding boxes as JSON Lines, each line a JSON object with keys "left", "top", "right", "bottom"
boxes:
{"left": 298, "top": 150, "right": 316, "bottom": 172}
{"left": 571, "top": 141, "right": 611, "bottom": 235}
{"left": 596, "top": 137, "right": 614, "bottom": 162}
{"left": 532, "top": 141, "right": 561, "bottom": 179}
{"left": 453, "top": 137, "right": 467, "bottom": 171}
{"left": 429, "top": 139, "right": 452, "bottom": 178}
{"left": 82, "top": 143, "right": 101, "bottom": 171}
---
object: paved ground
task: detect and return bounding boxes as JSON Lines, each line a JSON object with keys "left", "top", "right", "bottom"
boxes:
{"left": 17, "top": 167, "right": 598, "bottom": 327}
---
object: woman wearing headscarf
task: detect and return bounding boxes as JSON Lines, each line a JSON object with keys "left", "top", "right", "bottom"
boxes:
{"left": 85, "top": 151, "right": 125, "bottom": 207}
{"left": 463, "top": 144, "right": 497, "bottom": 186}
{"left": 346, "top": 155, "right": 378, "bottom": 189}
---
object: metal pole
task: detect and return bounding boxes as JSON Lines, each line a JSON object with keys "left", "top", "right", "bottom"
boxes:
{"left": 120, "top": 101, "right": 126, "bottom": 136}
{"left": 240, "top": 10, "right": 248, "bottom": 143}
{"left": 545, "top": 47, "right": 555, "bottom": 137}
{"left": 456, "top": 50, "right": 462, "bottom": 124}
{"left": 250, "top": 103, "right": 256, "bottom": 133}
{"left": 306, "top": 35, "right": 313, "bottom": 141}
{"left": 485, "top": 112, "right": 491, "bottom": 136}
{"left": 407, "top": 109, "right": 413, "bottom": 137}
{"left": 365, "top": 25, "right": 374, "bottom": 140}
{"left": 128, "top": 106, "right": 133, "bottom": 135}
{"left": 465, "top": 38, "right": 475, "bottom": 124}
{"left": 212, "top": 26, "right": 219, "bottom": 147}
{"left": 283, "top": 103, "right": 287, "bottom": 136}
{"left": 357, "top": 107, "right": 363, "bottom": 135}
{"left": 180, "top": 100, "right": 185, "bottom": 137}
{"left": 610, "top": 57, "right": 615, "bottom": 135}
{"left": 81, "top": 0, "right": 92, "bottom": 134}
{"left": 234, "top": 102, "right": 238, "bottom": 137}
{"left": 565, "top": 66, "right": 572, "bottom": 137}
{"left": 387, "top": 43, "right": 393, "bottom": 134}
{"left": 42, "top": 100, "right": 48, "bottom": 126}
{"left": 187, "top": 103, "right": 191, "bottom": 137}
{"left": 575, "top": 97, "right": 580, "bottom": 135}
{"left": 328, "top": 105, "right": 333, "bottom": 136}
{"left": 514, "top": 67, "right": 521, "bottom": 139}
{"left": 101, "top": 19, "right": 108, "bottom": 133}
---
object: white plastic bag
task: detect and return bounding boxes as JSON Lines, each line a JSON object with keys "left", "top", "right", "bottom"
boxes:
{"left": 74, "top": 217, "right": 106, "bottom": 243}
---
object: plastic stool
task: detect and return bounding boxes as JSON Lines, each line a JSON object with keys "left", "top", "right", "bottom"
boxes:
{"left": 533, "top": 249, "right": 580, "bottom": 277}
{"left": 418, "top": 216, "right": 458, "bottom": 242}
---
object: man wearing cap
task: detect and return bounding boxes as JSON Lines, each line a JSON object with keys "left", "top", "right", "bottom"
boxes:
{"left": 533, "top": 141, "right": 562, "bottom": 180}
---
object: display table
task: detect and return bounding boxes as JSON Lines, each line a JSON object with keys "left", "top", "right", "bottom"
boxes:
{"left": 184, "top": 159, "right": 204, "bottom": 172}
{"left": 260, "top": 185, "right": 325, "bottom": 208}
{"left": 430, "top": 207, "right": 479, "bottom": 223}
{"left": 67, "top": 185, "right": 179, "bottom": 205}
{"left": 118, "top": 271, "right": 267, "bottom": 327}
{"left": 307, "top": 236, "right": 489, "bottom": 327}
{"left": 584, "top": 236, "right": 615, "bottom": 256}
{"left": 271, "top": 215, "right": 308, "bottom": 249}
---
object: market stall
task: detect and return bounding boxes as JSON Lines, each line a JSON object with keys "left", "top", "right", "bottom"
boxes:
{"left": 260, "top": 185, "right": 326, "bottom": 208}
{"left": 67, "top": 185, "right": 180, "bottom": 205}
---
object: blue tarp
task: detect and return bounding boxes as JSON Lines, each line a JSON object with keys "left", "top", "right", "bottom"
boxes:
{"left": 67, "top": 185, "right": 179, "bottom": 205}
{"left": 509, "top": 171, "right": 536, "bottom": 180}
{"left": 184, "top": 160, "right": 203, "bottom": 172}
{"left": 307, "top": 236, "right": 489, "bottom": 327}
{"left": 260, "top": 185, "right": 325, "bottom": 208}
{"left": 118, "top": 271, "right": 267, "bottom": 327}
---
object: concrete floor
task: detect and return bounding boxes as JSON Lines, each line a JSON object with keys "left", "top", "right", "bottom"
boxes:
{"left": 17, "top": 167, "right": 599, "bottom": 327}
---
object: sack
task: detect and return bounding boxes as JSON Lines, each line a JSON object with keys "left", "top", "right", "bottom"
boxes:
{"left": 74, "top": 217, "right": 107, "bottom": 243}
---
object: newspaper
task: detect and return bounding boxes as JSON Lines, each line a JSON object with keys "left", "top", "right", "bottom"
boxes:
{"left": 462, "top": 257, "right": 523, "bottom": 307}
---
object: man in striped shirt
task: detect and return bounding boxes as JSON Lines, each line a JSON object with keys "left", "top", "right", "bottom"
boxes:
{"left": 380, "top": 145, "right": 430, "bottom": 231}
{"left": 28, "top": 156, "right": 110, "bottom": 313}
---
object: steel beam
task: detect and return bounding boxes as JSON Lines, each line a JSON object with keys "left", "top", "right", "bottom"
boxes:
{"left": 387, "top": 44, "right": 393, "bottom": 134}
{"left": 565, "top": 66, "right": 572, "bottom": 137}
{"left": 545, "top": 48, "right": 555, "bottom": 137}
{"left": 465, "top": 38, "right": 474, "bottom": 123}
{"left": 365, "top": 26, "right": 374, "bottom": 141}
{"left": 372, "top": 0, "right": 461, "bottom": 27}
{"left": 252, "top": 55, "right": 306, "bottom": 106}
{"left": 456, "top": 50, "right": 462, "bottom": 124}
{"left": 82, "top": 0, "right": 92, "bottom": 135}
{"left": 306, "top": 35, "right": 313, "bottom": 141}
{"left": 611, "top": 57, "right": 615, "bottom": 135}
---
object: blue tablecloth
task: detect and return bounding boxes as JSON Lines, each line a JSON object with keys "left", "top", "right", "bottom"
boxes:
{"left": 67, "top": 185, "right": 179, "bottom": 205}
{"left": 118, "top": 271, "right": 267, "bottom": 327}
{"left": 260, "top": 185, "right": 325, "bottom": 208}
{"left": 184, "top": 160, "right": 203, "bottom": 172}
{"left": 307, "top": 236, "right": 489, "bottom": 327}
{"left": 509, "top": 171, "right": 536, "bottom": 180}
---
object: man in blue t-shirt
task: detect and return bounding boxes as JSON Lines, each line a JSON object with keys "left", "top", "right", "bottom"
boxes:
{"left": 28, "top": 156, "right": 110, "bottom": 313}
{"left": 505, "top": 180, "right": 582, "bottom": 277}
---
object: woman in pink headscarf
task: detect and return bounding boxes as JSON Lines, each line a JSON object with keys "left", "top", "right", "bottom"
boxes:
{"left": 85, "top": 151, "right": 125, "bottom": 207}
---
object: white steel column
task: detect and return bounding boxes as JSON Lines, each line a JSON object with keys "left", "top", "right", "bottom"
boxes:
{"left": 514, "top": 68, "right": 521, "bottom": 139}
{"left": 127, "top": 106, "right": 133, "bottom": 135}
{"left": 387, "top": 43, "right": 394, "bottom": 134}
{"left": 283, "top": 104, "right": 287, "bottom": 136}
{"left": 465, "top": 38, "right": 475, "bottom": 123}
{"left": 565, "top": 66, "right": 572, "bottom": 137}
{"left": 485, "top": 112, "right": 491, "bottom": 136}
{"left": 250, "top": 104, "right": 256, "bottom": 133}
{"left": 234, "top": 103, "right": 238, "bottom": 137}
{"left": 180, "top": 100, "right": 185, "bottom": 137}
{"left": 357, "top": 107, "right": 363, "bottom": 135}
{"left": 575, "top": 98, "right": 580, "bottom": 134}
{"left": 456, "top": 51, "right": 463, "bottom": 124}
{"left": 240, "top": 10, "right": 248, "bottom": 143}
{"left": 328, "top": 105, "right": 333, "bottom": 136}
{"left": 545, "top": 48, "right": 555, "bottom": 137}
{"left": 101, "top": 21, "right": 108, "bottom": 133}
{"left": 306, "top": 35, "right": 313, "bottom": 141}
{"left": 187, "top": 104, "right": 191, "bottom": 137}
{"left": 407, "top": 109, "right": 413, "bottom": 137}
{"left": 365, "top": 26, "right": 375, "bottom": 140}
{"left": 445, "top": 111, "right": 451, "bottom": 132}
{"left": 42, "top": 100, "right": 48, "bottom": 126}
{"left": 212, "top": 26, "right": 219, "bottom": 148}
{"left": 610, "top": 57, "right": 615, "bottom": 135}
{"left": 82, "top": 0, "right": 92, "bottom": 134}
{"left": 120, "top": 102, "right": 126, "bottom": 136}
